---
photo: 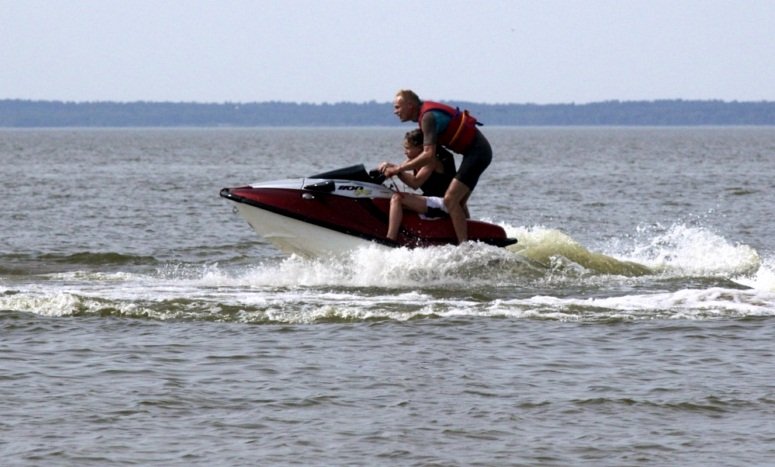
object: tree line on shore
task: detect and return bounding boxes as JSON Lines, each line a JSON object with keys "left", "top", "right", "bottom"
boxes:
{"left": 1, "top": 99, "right": 774, "bottom": 127}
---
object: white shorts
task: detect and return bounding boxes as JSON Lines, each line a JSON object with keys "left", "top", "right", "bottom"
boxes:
{"left": 425, "top": 196, "right": 448, "bottom": 213}
{"left": 420, "top": 196, "right": 448, "bottom": 219}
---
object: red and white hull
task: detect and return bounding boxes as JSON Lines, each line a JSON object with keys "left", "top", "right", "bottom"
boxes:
{"left": 220, "top": 165, "right": 516, "bottom": 257}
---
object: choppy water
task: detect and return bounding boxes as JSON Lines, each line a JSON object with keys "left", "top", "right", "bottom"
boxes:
{"left": 2, "top": 127, "right": 775, "bottom": 466}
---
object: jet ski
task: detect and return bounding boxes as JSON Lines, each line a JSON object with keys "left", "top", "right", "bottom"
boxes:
{"left": 220, "top": 164, "right": 517, "bottom": 257}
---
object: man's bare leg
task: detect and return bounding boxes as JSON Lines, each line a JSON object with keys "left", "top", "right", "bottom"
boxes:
{"left": 460, "top": 192, "right": 471, "bottom": 219}
{"left": 444, "top": 179, "right": 471, "bottom": 244}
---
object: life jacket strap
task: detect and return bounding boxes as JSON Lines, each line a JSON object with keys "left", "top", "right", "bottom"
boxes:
{"left": 447, "top": 109, "right": 469, "bottom": 148}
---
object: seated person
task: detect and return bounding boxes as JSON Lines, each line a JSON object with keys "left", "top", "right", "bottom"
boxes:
{"left": 378, "top": 129, "right": 456, "bottom": 241}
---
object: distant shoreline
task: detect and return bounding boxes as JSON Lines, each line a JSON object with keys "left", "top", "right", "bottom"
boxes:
{"left": 2, "top": 99, "right": 774, "bottom": 127}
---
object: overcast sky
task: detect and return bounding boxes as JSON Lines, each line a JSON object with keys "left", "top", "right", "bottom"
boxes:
{"left": 2, "top": 0, "right": 773, "bottom": 104}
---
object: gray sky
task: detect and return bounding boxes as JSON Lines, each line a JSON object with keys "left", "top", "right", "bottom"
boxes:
{"left": 2, "top": 0, "right": 773, "bottom": 104}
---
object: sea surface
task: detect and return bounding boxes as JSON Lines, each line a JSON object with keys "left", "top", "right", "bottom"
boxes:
{"left": 2, "top": 127, "right": 774, "bottom": 466}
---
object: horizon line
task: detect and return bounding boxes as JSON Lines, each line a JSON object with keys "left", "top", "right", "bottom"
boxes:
{"left": 3, "top": 97, "right": 775, "bottom": 106}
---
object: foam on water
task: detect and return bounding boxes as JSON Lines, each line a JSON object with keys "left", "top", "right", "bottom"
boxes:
{"left": 2, "top": 222, "right": 772, "bottom": 323}
{"left": 732, "top": 256, "right": 775, "bottom": 292}
{"left": 180, "top": 242, "right": 544, "bottom": 290}
{"left": 505, "top": 225, "right": 653, "bottom": 276}
{"left": 503, "top": 223, "right": 762, "bottom": 278}
{"left": 5, "top": 282, "right": 773, "bottom": 323}
{"left": 523, "top": 287, "right": 775, "bottom": 320}
{"left": 628, "top": 223, "right": 761, "bottom": 276}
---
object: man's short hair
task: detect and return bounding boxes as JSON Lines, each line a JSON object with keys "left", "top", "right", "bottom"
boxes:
{"left": 395, "top": 89, "right": 421, "bottom": 106}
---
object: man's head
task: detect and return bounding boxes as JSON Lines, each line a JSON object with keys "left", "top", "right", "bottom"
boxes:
{"left": 393, "top": 89, "right": 421, "bottom": 122}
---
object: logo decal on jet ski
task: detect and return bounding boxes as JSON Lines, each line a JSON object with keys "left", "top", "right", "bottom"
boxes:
{"left": 337, "top": 185, "right": 371, "bottom": 196}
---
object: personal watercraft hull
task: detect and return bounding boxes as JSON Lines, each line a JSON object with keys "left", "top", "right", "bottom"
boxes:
{"left": 229, "top": 201, "right": 382, "bottom": 256}
{"left": 220, "top": 165, "right": 516, "bottom": 257}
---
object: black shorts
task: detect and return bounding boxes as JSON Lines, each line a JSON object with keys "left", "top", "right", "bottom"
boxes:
{"left": 455, "top": 131, "right": 492, "bottom": 191}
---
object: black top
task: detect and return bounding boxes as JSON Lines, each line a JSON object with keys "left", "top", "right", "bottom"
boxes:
{"left": 420, "top": 147, "right": 456, "bottom": 197}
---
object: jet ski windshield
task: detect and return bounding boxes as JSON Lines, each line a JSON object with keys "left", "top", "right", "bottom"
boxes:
{"left": 310, "top": 164, "right": 385, "bottom": 184}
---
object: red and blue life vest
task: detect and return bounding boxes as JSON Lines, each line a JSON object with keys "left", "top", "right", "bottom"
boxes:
{"left": 418, "top": 101, "right": 480, "bottom": 154}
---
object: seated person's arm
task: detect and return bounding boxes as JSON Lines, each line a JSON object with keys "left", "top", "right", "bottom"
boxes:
{"left": 399, "top": 162, "right": 435, "bottom": 189}
{"left": 386, "top": 144, "right": 436, "bottom": 178}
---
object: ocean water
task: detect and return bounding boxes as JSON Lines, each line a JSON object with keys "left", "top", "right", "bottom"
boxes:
{"left": 1, "top": 127, "right": 774, "bottom": 466}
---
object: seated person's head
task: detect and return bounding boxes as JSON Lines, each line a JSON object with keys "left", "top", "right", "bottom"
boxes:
{"left": 403, "top": 129, "right": 423, "bottom": 159}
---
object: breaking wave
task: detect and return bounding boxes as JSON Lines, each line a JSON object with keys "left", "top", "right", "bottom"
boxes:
{"left": 1, "top": 223, "right": 773, "bottom": 323}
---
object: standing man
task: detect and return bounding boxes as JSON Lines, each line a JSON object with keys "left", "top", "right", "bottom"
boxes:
{"left": 385, "top": 89, "right": 492, "bottom": 244}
